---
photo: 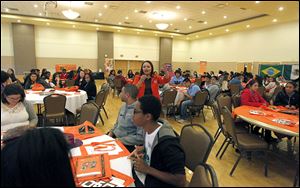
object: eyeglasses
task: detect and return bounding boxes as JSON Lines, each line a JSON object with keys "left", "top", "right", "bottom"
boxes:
{"left": 133, "top": 109, "right": 143, "bottom": 114}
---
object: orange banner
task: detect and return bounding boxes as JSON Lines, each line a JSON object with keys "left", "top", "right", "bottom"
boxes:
{"left": 55, "top": 64, "right": 77, "bottom": 72}
{"left": 199, "top": 61, "right": 207, "bottom": 74}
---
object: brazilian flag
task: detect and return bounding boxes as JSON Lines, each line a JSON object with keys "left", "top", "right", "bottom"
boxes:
{"left": 259, "top": 65, "right": 283, "bottom": 78}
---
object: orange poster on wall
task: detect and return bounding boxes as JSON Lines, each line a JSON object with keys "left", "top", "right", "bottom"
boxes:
{"left": 55, "top": 64, "right": 77, "bottom": 72}
{"left": 199, "top": 61, "right": 207, "bottom": 74}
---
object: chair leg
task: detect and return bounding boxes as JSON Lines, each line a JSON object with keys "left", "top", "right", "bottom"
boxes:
{"left": 98, "top": 113, "right": 104, "bottom": 125}
{"left": 202, "top": 109, "right": 206, "bottom": 122}
{"left": 220, "top": 139, "right": 231, "bottom": 159}
{"left": 213, "top": 129, "right": 222, "bottom": 144}
{"left": 216, "top": 137, "right": 228, "bottom": 157}
{"left": 102, "top": 106, "right": 108, "bottom": 119}
{"left": 214, "top": 128, "right": 221, "bottom": 138}
{"left": 230, "top": 154, "right": 243, "bottom": 176}
{"left": 264, "top": 151, "right": 268, "bottom": 177}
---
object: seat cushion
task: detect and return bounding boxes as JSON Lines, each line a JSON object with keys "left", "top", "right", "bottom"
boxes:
{"left": 188, "top": 165, "right": 212, "bottom": 187}
{"left": 237, "top": 133, "right": 268, "bottom": 150}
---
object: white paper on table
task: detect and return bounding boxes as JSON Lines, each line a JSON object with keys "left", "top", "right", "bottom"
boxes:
{"left": 82, "top": 135, "right": 114, "bottom": 145}
{"left": 70, "top": 147, "right": 82, "bottom": 156}
{"left": 110, "top": 156, "right": 133, "bottom": 178}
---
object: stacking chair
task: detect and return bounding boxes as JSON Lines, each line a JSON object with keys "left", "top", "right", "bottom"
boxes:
{"left": 180, "top": 124, "right": 218, "bottom": 187}
{"left": 229, "top": 84, "right": 240, "bottom": 96}
{"left": 269, "top": 85, "right": 282, "bottom": 104}
{"left": 188, "top": 164, "right": 218, "bottom": 187}
{"left": 187, "top": 90, "right": 209, "bottom": 123}
{"left": 216, "top": 94, "right": 232, "bottom": 113}
{"left": 65, "top": 79, "right": 75, "bottom": 87}
{"left": 77, "top": 101, "right": 100, "bottom": 125}
{"left": 161, "top": 89, "right": 178, "bottom": 119}
{"left": 113, "top": 78, "right": 123, "bottom": 97}
{"left": 231, "top": 94, "right": 241, "bottom": 108}
{"left": 94, "top": 90, "right": 106, "bottom": 125}
{"left": 101, "top": 85, "right": 110, "bottom": 119}
{"left": 43, "top": 94, "right": 67, "bottom": 126}
{"left": 221, "top": 106, "right": 269, "bottom": 176}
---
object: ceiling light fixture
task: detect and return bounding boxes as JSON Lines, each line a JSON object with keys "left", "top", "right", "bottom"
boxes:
{"left": 39, "top": 12, "right": 42, "bottom": 16}
{"left": 146, "top": 1, "right": 151, "bottom": 4}
{"left": 98, "top": 13, "right": 102, "bottom": 16}
{"left": 17, "top": 20, "right": 21, "bottom": 23}
{"left": 125, "top": 16, "right": 129, "bottom": 20}
{"left": 184, "top": 18, "right": 187, "bottom": 21}
{"left": 209, "top": 33, "right": 213, "bottom": 35}
{"left": 73, "top": 25, "right": 76, "bottom": 28}
{"left": 5, "top": 8, "right": 9, "bottom": 12}
{"left": 278, "top": 7, "right": 284, "bottom": 11}
{"left": 104, "top": 4, "right": 108, "bottom": 8}
{"left": 176, "top": 5, "right": 181, "bottom": 9}
{"left": 134, "top": 9, "right": 138, "bottom": 13}
{"left": 46, "top": 22, "right": 50, "bottom": 25}
{"left": 223, "top": 15, "right": 227, "bottom": 19}
{"left": 156, "top": 23, "right": 169, "bottom": 30}
{"left": 62, "top": 2, "right": 80, "bottom": 20}
{"left": 225, "top": 29, "right": 229, "bottom": 32}
{"left": 201, "top": 11, "right": 206, "bottom": 14}
{"left": 272, "top": 18, "right": 277, "bottom": 22}
{"left": 255, "top": 1, "right": 260, "bottom": 4}
{"left": 34, "top": 4, "right": 38, "bottom": 8}
{"left": 189, "top": 26, "right": 192, "bottom": 29}
{"left": 204, "top": 21, "right": 207, "bottom": 24}
{"left": 246, "top": 25, "right": 250, "bottom": 28}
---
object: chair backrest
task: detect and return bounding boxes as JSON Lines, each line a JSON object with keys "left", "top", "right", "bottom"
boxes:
{"left": 180, "top": 124, "right": 214, "bottom": 171}
{"left": 272, "top": 85, "right": 282, "bottom": 100}
{"left": 231, "top": 94, "right": 241, "bottom": 108}
{"left": 193, "top": 90, "right": 209, "bottom": 106}
{"left": 78, "top": 101, "right": 100, "bottom": 125}
{"left": 103, "top": 85, "right": 110, "bottom": 106}
{"left": 195, "top": 78, "right": 202, "bottom": 87}
{"left": 221, "top": 106, "right": 237, "bottom": 144}
{"left": 95, "top": 90, "right": 106, "bottom": 108}
{"left": 65, "top": 79, "right": 75, "bottom": 87}
{"left": 43, "top": 94, "right": 66, "bottom": 117}
{"left": 257, "top": 86, "right": 265, "bottom": 96}
{"left": 230, "top": 84, "right": 240, "bottom": 96}
{"left": 189, "top": 164, "right": 219, "bottom": 187}
{"left": 211, "top": 102, "right": 223, "bottom": 131}
{"left": 216, "top": 94, "right": 232, "bottom": 113}
{"left": 161, "top": 89, "right": 177, "bottom": 106}
{"left": 114, "top": 78, "right": 123, "bottom": 89}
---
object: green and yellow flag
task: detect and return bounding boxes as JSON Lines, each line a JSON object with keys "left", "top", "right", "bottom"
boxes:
{"left": 259, "top": 65, "right": 283, "bottom": 78}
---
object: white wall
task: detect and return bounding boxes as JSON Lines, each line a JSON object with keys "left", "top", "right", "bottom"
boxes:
{"left": 35, "top": 26, "right": 97, "bottom": 58}
{"left": 114, "top": 33, "right": 159, "bottom": 61}
{"left": 189, "top": 21, "right": 299, "bottom": 62}
{"left": 1, "top": 23, "right": 14, "bottom": 57}
{"left": 172, "top": 39, "right": 190, "bottom": 62}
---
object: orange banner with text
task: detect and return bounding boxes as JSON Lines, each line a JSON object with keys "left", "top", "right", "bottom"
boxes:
{"left": 55, "top": 64, "right": 77, "bottom": 72}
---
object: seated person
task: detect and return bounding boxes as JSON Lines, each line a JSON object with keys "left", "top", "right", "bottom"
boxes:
{"left": 1, "top": 128, "right": 75, "bottom": 187}
{"left": 1, "top": 71, "right": 12, "bottom": 93}
{"left": 39, "top": 71, "right": 55, "bottom": 88}
{"left": 59, "top": 69, "right": 68, "bottom": 80}
{"left": 276, "top": 74, "right": 287, "bottom": 83}
{"left": 170, "top": 70, "right": 184, "bottom": 86}
{"left": 274, "top": 81, "right": 299, "bottom": 110}
{"left": 240, "top": 80, "right": 268, "bottom": 107}
{"left": 205, "top": 75, "right": 220, "bottom": 105}
{"left": 264, "top": 77, "right": 278, "bottom": 99}
{"left": 177, "top": 78, "right": 201, "bottom": 123}
{"left": 229, "top": 73, "right": 244, "bottom": 91}
{"left": 1, "top": 84, "right": 38, "bottom": 131}
{"left": 115, "top": 70, "right": 128, "bottom": 93}
{"left": 6, "top": 68, "right": 22, "bottom": 85}
{"left": 129, "top": 95, "right": 186, "bottom": 187}
{"left": 80, "top": 73, "right": 97, "bottom": 101}
{"left": 108, "top": 84, "right": 144, "bottom": 152}
{"left": 24, "top": 72, "right": 40, "bottom": 90}
{"left": 74, "top": 70, "right": 86, "bottom": 87}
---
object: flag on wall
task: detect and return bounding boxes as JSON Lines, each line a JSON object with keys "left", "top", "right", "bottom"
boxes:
{"left": 259, "top": 65, "right": 283, "bottom": 77}
{"left": 290, "top": 64, "right": 299, "bottom": 80}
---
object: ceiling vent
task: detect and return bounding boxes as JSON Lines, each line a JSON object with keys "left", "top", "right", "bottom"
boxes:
{"left": 138, "top": 10, "right": 147, "bottom": 14}
{"left": 240, "top": 7, "right": 247, "bottom": 10}
{"left": 109, "top": 5, "right": 119, "bottom": 9}
{"left": 215, "top": 3, "right": 226, "bottom": 8}
{"left": 84, "top": 2, "right": 93, "bottom": 6}
{"left": 197, "top": 20, "right": 204, "bottom": 23}
{"left": 6, "top": 7, "right": 19, "bottom": 11}
{"left": 124, "top": 21, "right": 132, "bottom": 24}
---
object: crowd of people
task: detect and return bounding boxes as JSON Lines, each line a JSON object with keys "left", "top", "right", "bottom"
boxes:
{"left": 1, "top": 61, "right": 299, "bottom": 187}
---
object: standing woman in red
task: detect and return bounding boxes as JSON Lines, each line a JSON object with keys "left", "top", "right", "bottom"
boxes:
{"left": 133, "top": 61, "right": 170, "bottom": 100}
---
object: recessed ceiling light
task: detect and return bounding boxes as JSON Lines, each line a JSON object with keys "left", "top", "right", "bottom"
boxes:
{"left": 170, "top": 23, "right": 173, "bottom": 26}
{"left": 255, "top": 1, "right": 260, "bottom": 4}
{"left": 186, "top": 37, "right": 190, "bottom": 40}
{"left": 140, "top": 25, "right": 143, "bottom": 27}
{"left": 149, "top": 20, "right": 152, "bottom": 23}
{"left": 39, "top": 12, "right": 42, "bottom": 16}
{"left": 146, "top": 1, "right": 151, "bottom": 3}
{"left": 73, "top": 25, "right": 76, "bottom": 28}
{"left": 278, "top": 7, "right": 284, "bottom": 11}
{"left": 204, "top": 21, "right": 207, "bottom": 24}
{"left": 272, "top": 18, "right": 277, "bottom": 22}
{"left": 104, "top": 4, "right": 108, "bottom": 8}
{"left": 95, "top": 19, "right": 98, "bottom": 22}
{"left": 176, "top": 30, "right": 180, "bottom": 32}
{"left": 225, "top": 29, "right": 229, "bottom": 32}
{"left": 5, "top": 8, "right": 9, "bottom": 12}
{"left": 189, "top": 26, "right": 192, "bottom": 29}
{"left": 201, "top": 11, "right": 206, "bottom": 14}
{"left": 170, "top": 35, "right": 174, "bottom": 38}
{"left": 125, "top": 16, "right": 129, "bottom": 20}
{"left": 137, "top": 32, "right": 140, "bottom": 34}
{"left": 134, "top": 9, "right": 138, "bottom": 13}
{"left": 17, "top": 20, "right": 21, "bottom": 23}
{"left": 46, "top": 22, "right": 50, "bottom": 25}
{"left": 118, "top": 22, "right": 122, "bottom": 25}
{"left": 155, "top": 33, "right": 158, "bottom": 36}
{"left": 246, "top": 25, "right": 250, "bottom": 28}
{"left": 117, "top": 30, "right": 120, "bottom": 32}
{"left": 176, "top": 5, "right": 181, "bottom": 9}
{"left": 184, "top": 18, "right": 187, "bottom": 21}
{"left": 223, "top": 15, "right": 227, "bottom": 19}
{"left": 98, "top": 13, "right": 102, "bottom": 16}
{"left": 209, "top": 33, "right": 213, "bottom": 35}
{"left": 96, "top": 28, "right": 99, "bottom": 30}
{"left": 196, "top": 35, "right": 199, "bottom": 38}
{"left": 34, "top": 4, "right": 38, "bottom": 8}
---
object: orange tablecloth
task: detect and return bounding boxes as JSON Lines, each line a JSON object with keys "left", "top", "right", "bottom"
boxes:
{"left": 233, "top": 106, "right": 299, "bottom": 137}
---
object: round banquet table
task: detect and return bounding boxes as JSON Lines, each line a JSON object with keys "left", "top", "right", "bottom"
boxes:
{"left": 233, "top": 106, "right": 299, "bottom": 137}
{"left": 25, "top": 89, "right": 88, "bottom": 114}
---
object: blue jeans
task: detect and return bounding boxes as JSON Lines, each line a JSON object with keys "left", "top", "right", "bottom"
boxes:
{"left": 180, "top": 100, "right": 193, "bottom": 120}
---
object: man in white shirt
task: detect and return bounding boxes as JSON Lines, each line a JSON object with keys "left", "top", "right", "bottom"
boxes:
{"left": 129, "top": 95, "right": 186, "bottom": 187}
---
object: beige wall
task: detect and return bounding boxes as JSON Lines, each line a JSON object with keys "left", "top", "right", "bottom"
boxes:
{"left": 1, "top": 56, "right": 14, "bottom": 71}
